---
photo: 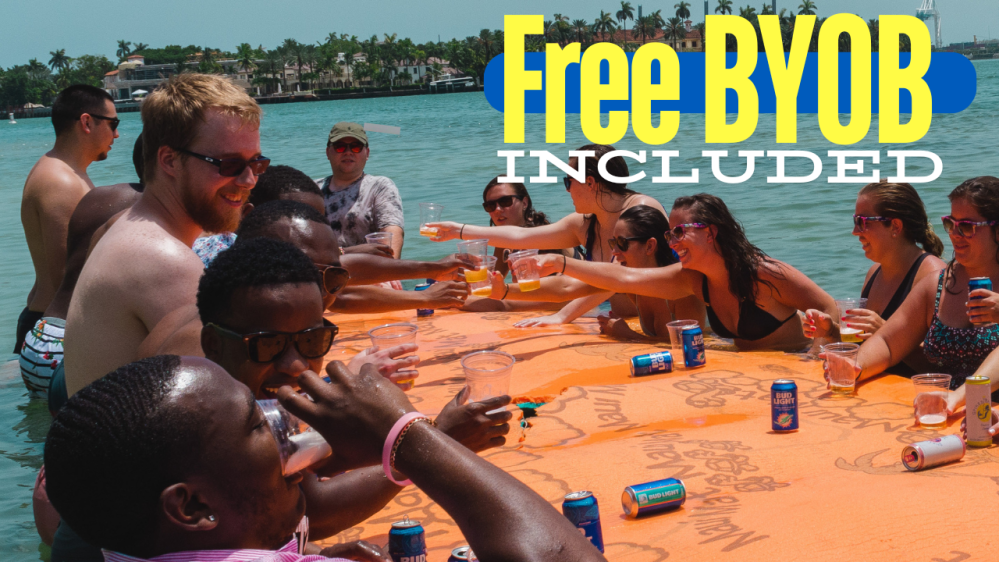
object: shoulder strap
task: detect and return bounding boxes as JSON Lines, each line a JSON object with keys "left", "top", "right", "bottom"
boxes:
{"left": 861, "top": 267, "right": 880, "bottom": 298}
{"left": 701, "top": 275, "right": 711, "bottom": 304}
{"left": 584, "top": 215, "right": 598, "bottom": 261}
{"left": 934, "top": 270, "right": 945, "bottom": 311}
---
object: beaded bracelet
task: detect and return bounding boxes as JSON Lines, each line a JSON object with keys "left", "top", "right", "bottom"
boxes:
{"left": 382, "top": 412, "right": 429, "bottom": 486}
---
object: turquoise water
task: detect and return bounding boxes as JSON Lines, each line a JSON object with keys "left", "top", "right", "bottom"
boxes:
{"left": 0, "top": 62, "right": 997, "bottom": 559}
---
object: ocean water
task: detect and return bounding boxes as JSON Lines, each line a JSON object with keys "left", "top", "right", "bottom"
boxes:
{"left": 0, "top": 61, "right": 996, "bottom": 559}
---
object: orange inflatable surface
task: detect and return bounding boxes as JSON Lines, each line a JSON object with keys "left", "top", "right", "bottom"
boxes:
{"left": 320, "top": 309, "right": 997, "bottom": 561}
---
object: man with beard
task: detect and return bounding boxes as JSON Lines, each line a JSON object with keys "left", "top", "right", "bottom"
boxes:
{"left": 62, "top": 73, "right": 267, "bottom": 397}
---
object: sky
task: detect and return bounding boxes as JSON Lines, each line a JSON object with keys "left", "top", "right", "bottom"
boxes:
{"left": 2, "top": 0, "right": 998, "bottom": 68}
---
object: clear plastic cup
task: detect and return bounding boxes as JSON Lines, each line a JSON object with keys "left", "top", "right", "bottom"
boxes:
{"left": 508, "top": 249, "right": 541, "bottom": 292}
{"left": 822, "top": 342, "right": 860, "bottom": 395}
{"left": 836, "top": 298, "right": 868, "bottom": 342}
{"left": 666, "top": 319, "right": 701, "bottom": 370}
{"left": 365, "top": 232, "right": 394, "bottom": 247}
{"left": 913, "top": 373, "right": 952, "bottom": 429}
{"left": 368, "top": 323, "right": 419, "bottom": 390}
{"left": 419, "top": 203, "right": 444, "bottom": 237}
{"left": 457, "top": 239, "right": 489, "bottom": 261}
{"left": 465, "top": 255, "right": 497, "bottom": 297}
{"left": 258, "top": 399, "right": 332, "bottom": 475}
{"left": 461, "top": 350, "right": 515, "bottom": 402}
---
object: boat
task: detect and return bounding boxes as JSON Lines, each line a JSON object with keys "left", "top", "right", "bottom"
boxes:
{"left": 429, "top": 76, "right": 475, "bottom": 93}
{"left": 7, "top": 112, "right": 14, "bottom": 124}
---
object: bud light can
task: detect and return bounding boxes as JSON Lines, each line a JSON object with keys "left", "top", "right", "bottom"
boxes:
{"left": 965, "top": 375, "right": 993, "bottom": 447}
{"left": 622, "top": 478, "right": 686, "bottom": 517}
{"left": 447, "top": 546, "right": 477, "bottom": 562}
{"left": 562, "top": 491, "right": 604, "bottom": 553}
{"left": 969, "top": 277, "right": 993, "bottom": 327}
{"left": 902, "top": 435, "right": 966, "bottom": 471}
{"left": 415, "top": 279, "right": 435, "bottom": 317}
{"left": 630, "top": 351, "right": 673, "bottom": 377}
{"left": 771, "top": 379, "right": 798, "bottom": 432}
{"left": 389, "top": 517, "right": 427, "bottom": 562}
{"left": 681, "top": 326, "right": 706, "bottom": 368}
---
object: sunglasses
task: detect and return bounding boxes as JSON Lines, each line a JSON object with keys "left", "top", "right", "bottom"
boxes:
{"left": 331, "top": 141, "right": 365, "bottom": 153}
{"left": 665, "top": 223, "right": 708, "bottom": 243}
{"left": 942, "top": 215, "right": 998, "bottom": 238}
{"left": 316, "top": 264, "right": 350, "bottom": 295}
{"left": 852, "top": 214, "right": 892, "bottom": 233}
{"left": 209, "top": 321, "right": 338, "bottom": 363}
{"left": 88, "top": 113, "right": 120, "bottom": 131}
{"left": 608, "top": 236, "right": 646, "bottom": 252}
{"left": 563, "top": 176, "right": 574, "bottom": 191}
{"left": 179, "top": 148, "right": 270, "bottom": 177}
{"left": 482, "top": 195, "right": 524, "bottom": 213}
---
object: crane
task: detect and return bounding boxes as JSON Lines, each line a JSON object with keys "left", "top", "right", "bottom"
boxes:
{"left": 916, "top": 0, "right": 942, "bottom": 49}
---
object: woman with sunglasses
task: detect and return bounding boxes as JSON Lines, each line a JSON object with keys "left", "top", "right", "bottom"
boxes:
{"left": 804, "top": 182, "right": 945, "bottom": 369}
{"left": 499, "top": 194, "right": 837, "bottom": 351}
{"left": 826, "top": 177, "right": 999, "bottom": 401}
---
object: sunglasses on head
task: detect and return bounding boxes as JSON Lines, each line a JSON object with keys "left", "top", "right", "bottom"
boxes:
{"left": 482, "top": 194, "right": 524, "bottom": 213}
{"left": 316, "top": 264, "right": 350, "bottom": 295}
{"left": 664, "top": 223, "right": 708, "bottom": 243}
{"left": 87, "top": 113, "right": 120, "bottom": 131}
{"left": 852, "top": 214, "right": 892, "bottom": 233}
{"left": 331, "top": 141, "right": 365, "bottom": 153}
{"left": 942, "top": 215, "right": 998, "bottom": 238}
{"left": 178, "top": 148, "right": 270, "bottom": 177}
{"left": 608, "top": 236, "right": 646, "bottom": 252}
{"left": 209, "top": 320, "right": 338, "bottom": 363}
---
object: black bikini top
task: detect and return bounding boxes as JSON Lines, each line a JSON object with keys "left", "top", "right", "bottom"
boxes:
{"left": 702, "top": 277, "right": 797, "bottom": 341}
{"left": 860, "top": 253, "right": 930, "bottom": 321}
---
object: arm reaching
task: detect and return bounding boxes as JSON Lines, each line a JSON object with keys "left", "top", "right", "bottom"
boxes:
{"left": 428, "top": 214, "right": 583, "bottom": 250}
{"left": 341, "top": 253, "right": 473, "bottom": 285}
{"left": 527, "top": 254, "right": 696, "bottom": 301}
{"left": 330, "top": 283, "right": 468, "bottom": 314}
{"left": 514, "top": 292, "right": 611, "bottom": 328}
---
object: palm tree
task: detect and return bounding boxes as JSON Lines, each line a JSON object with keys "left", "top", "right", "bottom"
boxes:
{"left": 572, "top": 19, "right": 590, "bottom": 45}
{"left": 116, "top": 40, "right": 132, "bottom": 61}
{"left": 631, "top": 15, "right": 656, "bottom": 45}
{"left": 651, "top": 9, "right": 666, "bottom": 31}
{"left": 616, "top": 2, "right": 635, "bottom": 35}
{"left": 675, "top": 1, "right": 691, "bottom": 20}
{"left": 868, "top": 18, "right": 880, "bottom": 52}
{"left": 664, "top": 17, "right": 687, "bottom": 49}
{"left": 715, "top": 0, "right": 734, "bottom": 15}
{"left": 267, "top": 48, "right": 288, "bottom": 91}
{"left": 592, "top": 10, "right": 618, "bottom": 43}
{"left": 48, "top": 49, "right": 70, "bottom": 73}
{"left": 798, "top": 0, "right": 817, "bottom": 16}
{"left": 133, "top": 42, "right": 149, "bottom": 52}
{"left": 235, "top": 43, "right": 257, "bottom": 73}
{"left": 282, "top": 39, "right": 305, "bottom": 90}
{"left": 477, "top": 29, "right": 495, "bottom": 61}
{"left": 739, "top": 5, "right": 757, "bottom": 19}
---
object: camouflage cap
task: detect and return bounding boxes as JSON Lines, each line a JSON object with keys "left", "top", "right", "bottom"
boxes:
{"left": 327, "top": 122, "right": 368, "bottom": 146}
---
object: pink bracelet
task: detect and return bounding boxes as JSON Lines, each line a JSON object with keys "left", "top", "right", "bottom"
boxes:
{"left": 382, "top": 412, "right": 427, "bottom": 486}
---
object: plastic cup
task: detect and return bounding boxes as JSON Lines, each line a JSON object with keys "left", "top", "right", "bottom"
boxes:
{"left": 365, "top": 232, "right": 394, "bottom": 247}
{"left": 913, "top": 373, "right": 952, "bottom": 429}
{"left": 461, "top": 350, "right": 515, "bottom": 403}
{"left": 419, "top": 203, "right": 444, "bottom": 237}
{"left": 836, "top": 298, "right": 868, "bottom": 342}
{"left": 457, "top": 239, "right": 489, "bottom": 261}
{"left": 508, "top": 249, "right": 541, "bottom": 292}
{"left": 822, "top": 342, "right": 860, "bottom": 395}
{"left": 258, "top": 399, "right": 332, "bottom": 475}
{"left": 666, "top": 320, "right": 701, "bottom": 369}
{"left": 368, "top": 323, "right": 419, "bottom": 390}
{"left": 465, "top": 255, "right": 497, "bottom": 297}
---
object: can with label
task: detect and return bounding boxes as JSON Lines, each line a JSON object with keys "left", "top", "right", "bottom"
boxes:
{"left": 630, "top": 351, "right": 673, "bottom": 377}
{"left": 771, "top": 379, "right": 798, "bottom": 432}
{"left": 965, "top": 375, "right": 993, "bottom": 447}
{"left": 388, "top": 517, "right": 427, "bottom": 562}
{"left": 562, "top": 491, "right": 604, "bottom": 553}
{"left": 622, "top": 478, "right": 686, "bottom": 517}
{"left": 415, "top": 279, "right": 435, "bottom": 317}
{"left": 969, "top": 277, "right": 994, "bottom": 327}
{"left": 681, "top": 326, "right": 706, "bottom": 368}
{"left": 447, "top": 546, "right": 477, "bottom": 562}
{"left": 902, "top": 434, "right": 966, "bottom": 471}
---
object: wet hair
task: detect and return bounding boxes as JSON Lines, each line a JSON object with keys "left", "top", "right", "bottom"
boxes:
{"left": 944, "top": 176, "right": 999, "bottom": 293}
{"left": 482, "top": 176, "right": 549, "bottom": 227}
{"left": 575, "top": 144, "right": 636, "bottom": 197}
{"left": 618, "top": 205, "right": 676, "bottom": 267}
{"left": 51, "top": 84, "right": 114, "bottom": 136}
{"left": 197, "top": 236, "right": 322, "bottom": 325}
{"left": 672, "top": 194, "right": 781, "bottom": 305}
{"left": 44, "top": 355, "right": 199, "bottom": 556}
{"left": 858, "top": 181, "right": 943, "bottom": 257}
{"left": 249, "top": 165, "right": 323, "bottom": 207}
{"left": 236, "top": 200, "right": 329, "bottom": 241}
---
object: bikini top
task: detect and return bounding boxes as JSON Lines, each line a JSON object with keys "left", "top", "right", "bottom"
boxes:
{"left": 583, "top": 215, "right": 599, "bottom": 262}
{"left": 923, "top": 271, "right": 999, "bottom": 386}
{"left": 860, "top": 253, "right": 930, "bottom": 321}
{"left": 702, "top": 277, "right": 797, "bottom": 341}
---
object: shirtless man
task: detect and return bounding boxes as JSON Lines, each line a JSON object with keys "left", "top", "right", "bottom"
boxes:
{"left": 17, "top": 85, "right": 117, "bottom": 357}
{"left": 63, "top": 73, "right": 267, "bottom": 397}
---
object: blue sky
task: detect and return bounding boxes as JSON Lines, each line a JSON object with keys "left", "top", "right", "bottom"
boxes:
{"left": 3, "top": 0, "right": 997, "bottom": 68}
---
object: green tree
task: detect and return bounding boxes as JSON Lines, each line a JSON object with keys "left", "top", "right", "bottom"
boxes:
{"left": 236, "top": 43, "right": 257, "bottom": 73}
{"left": 617, "top": 1, "right": 635, "bottom": 35}
{"left": 282, "top": 39, "right": 305, "bottom": 90}
{"left": 739, "top": 5, "right": 757, "bottom": 20}
{"left": 715, "top": 0, "right": 734, "bottom": 15}
{"left": 571, "top": 19, "right": 591, "bottom": 45}
{"left": 116, "top": 40, "right": 132, "bottom": 61}
{"left": 631, "top": 15, "right": 656, "bottom": 45}
{"left": 592, "top": 10, "right": 618, "bottom": 43}
{"left": 664, "top": 16, "right": 688, "bottom": 49}
{"left": 64, "top": 54, "right": 114, "bottom": 87}
{"left": 675, "top": 1, "right": 691, "bottom": 20}
{"left": 798, "top": 0, "right": 817, "bottom": 16}
{"left": 133, "top": 42, "right": 149, "bottom": 52}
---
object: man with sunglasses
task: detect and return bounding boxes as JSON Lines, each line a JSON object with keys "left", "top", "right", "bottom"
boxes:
{"left": 63, "top": 74, "right": 266, "bottom": 399}
{"left": 17, "top": 85, "right": 118, "bottom": 359}
{"left": 320, "top": 122, "right": 405, "bottom": 258}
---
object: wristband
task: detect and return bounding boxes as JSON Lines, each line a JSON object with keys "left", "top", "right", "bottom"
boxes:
{"left": 382, "top": 412, "right": 428, "bottom": 486}
{"left": 459, "top": 225, "right": 465, "bottom": 240}
{"left": 562, "top": 255, "right": 567, "bottom": 274}
{"left": 501, "top": 284, "right": 510, "bottom": 300}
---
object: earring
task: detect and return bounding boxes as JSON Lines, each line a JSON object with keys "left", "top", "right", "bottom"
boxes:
{"left": 208, "top": 514, "right": 216, "bottom": 522}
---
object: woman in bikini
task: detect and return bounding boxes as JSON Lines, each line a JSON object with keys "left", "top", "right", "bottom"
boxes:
{"left": 805, "top": 181, "right": 946, "bottom": 371}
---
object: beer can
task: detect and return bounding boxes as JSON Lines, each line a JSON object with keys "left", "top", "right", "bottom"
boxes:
{"left": 681, "top": 326, "right": 707, "bottom": 368}
{"left": 447, "top": 546, "right": 477, "bottom": 562}
{"left": 969, "top": 277, "right": 993, "bottom": 327}
{"left": 630, "top": 351, "right": 673, "bottom": 377}
{"left": 562, "top": 491, "right": 604, "bottom": 553}
{"left": 622, "top": 478, "right": 686, "bottom": 517}
{"left": 415, "top": 279, "right": 435, "bottom": 317}
{"left": 965, "top": 375, "right": 993, "bottom": 448}
{"left": 902, "top": 434, "right": 966, "bottom": 471}
{"left": 771, "top": 379, "right": 798, "bottom": 432}
{"left": 389, "top": 517, "right": 427, "bottom": 562}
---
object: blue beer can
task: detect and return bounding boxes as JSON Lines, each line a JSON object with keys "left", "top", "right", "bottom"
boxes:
{"left": 415, "top": 278, "right": 435, "bottom": 317}
{"left": 622, "top": 478, "right": 686, "bottom": 517}
{"left": 969, "top": 276, "right": 992, "bottom": 298}
{"left": 771, "top": 379, "right": 798, "bottom": 432}
{"left": 389, "top": 517, "right": 427, "bottom": 562}
{"left": 681, "top": 326, "right": 706, "bottom": 368}
{"left": 447, "top": 546, "right": 477, "bottom": 561}
{"left": 562, "top": 491, "right": 604, "bottom": 553}
{"left": 630, "top": 351, "right": 673, "bottom": 377}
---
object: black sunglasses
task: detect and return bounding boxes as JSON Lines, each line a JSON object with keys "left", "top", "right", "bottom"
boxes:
{"left": 178, "top": 148, "right": 270, "bottom": 177}
{"left": 316, "top": 264, "right": 350, "bottom": 295}
{"left": 88, "top": 113, "right": 120, "bottom": 131}
{"left": 608, "top": 236, "right": 646, "bottom": 252}
{"left": 209, "top": 320, "right": 338, "bottom": 363}
{"left": 331, "top": 141, "right": 365, "bottom": 153}
{"left": 482, "top": 195, "right": 524, "bottom": 213}
{"left": 563, "top": 176, "right": 573, "bottom": 191}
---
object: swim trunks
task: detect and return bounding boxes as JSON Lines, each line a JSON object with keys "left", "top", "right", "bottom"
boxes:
{"left": 14, "top": 306, "right": 44, "bottom": 354}
{"left": 48, "top": 361, "right": 68, "bottom": 415}
{"left": 192, "top": 232, "right": 237, "bottom": 267}
{"left": 19, "top": 317, "right": 65, "bottom": 398}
